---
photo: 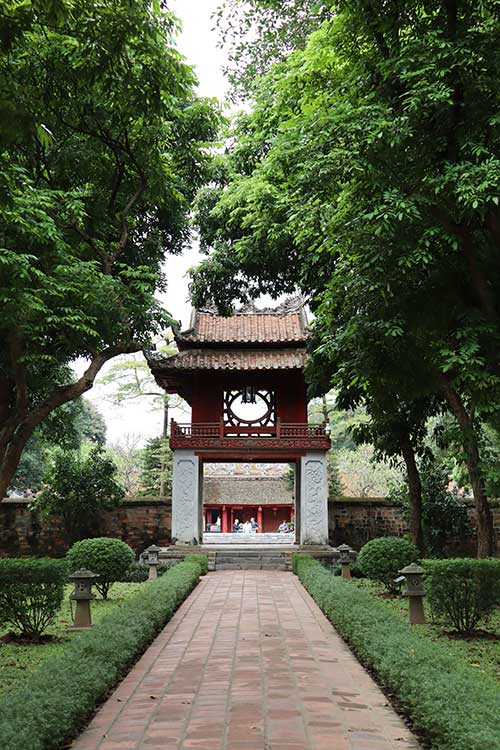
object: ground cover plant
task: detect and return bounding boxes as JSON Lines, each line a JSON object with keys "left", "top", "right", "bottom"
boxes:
{"left": 0, "top": 557, "right": 204, "bottom": 750}
{"left": 0, "top": 558, "right": 68, "bottom": 640}
{"left": 67, "top": 537, "right": 134, "bottom": 599}
{"left": 0, "top": 581, "right": 140, "bottom": 697}
{"left": 294, "top": 555, "right": 500, "bottom": 750}
{"left": 352, "top": 577, "right": 500, "bottom": 684}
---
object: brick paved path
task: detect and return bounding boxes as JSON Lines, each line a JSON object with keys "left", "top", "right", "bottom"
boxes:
{"left": 72, "top": 571, "right": 421, "bottom": 750}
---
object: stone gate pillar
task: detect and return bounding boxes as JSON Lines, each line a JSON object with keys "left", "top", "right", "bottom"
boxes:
{"left": 171, "top": 450, "right": 202, "bottom": 545}
{"left": 299, "top": 451, "right": 329, "bottom": 545}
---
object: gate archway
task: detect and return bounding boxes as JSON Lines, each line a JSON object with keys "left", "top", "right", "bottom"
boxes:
{"left": 146, "top": 299, "right": 330, "bottom": 546}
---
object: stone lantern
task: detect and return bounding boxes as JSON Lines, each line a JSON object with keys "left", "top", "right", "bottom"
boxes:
{"left": 69, "top": 569, "right": 99, "bottom": 630}
{"left": 145, "top": 544, "right": 161, "bottom": 580}
{"left": 400, "top": 563, "right": 426, "bottom": 625}
{"left": 337, "top": 543, "right": 355, "bottom": 580}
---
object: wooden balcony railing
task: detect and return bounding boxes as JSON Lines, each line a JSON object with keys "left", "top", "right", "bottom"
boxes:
{"left": 170, "top": 420, "right": 331, "bottom": 451}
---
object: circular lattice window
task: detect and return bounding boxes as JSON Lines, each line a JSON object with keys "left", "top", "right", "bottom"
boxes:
{"left": 224, "top": 389, "right": 276, "bottom": 427}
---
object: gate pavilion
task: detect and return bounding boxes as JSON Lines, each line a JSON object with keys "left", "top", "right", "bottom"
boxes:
{"left": 146, "top": 299, "right": 330, "bottom": 546}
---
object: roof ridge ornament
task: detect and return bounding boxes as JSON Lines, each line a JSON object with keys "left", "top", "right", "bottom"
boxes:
{"left": 197, "top": 295, "right": 305, "bottom": 317}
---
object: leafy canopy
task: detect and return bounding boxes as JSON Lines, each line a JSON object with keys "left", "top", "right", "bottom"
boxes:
{"left": 193, "top": 1, "right": 500, "bottom": 554}
{"left": 0, "top": 0, "right": 219, "bottom": 495}
{"left": 33, "top": 447, "right": 125, "bottom": 543}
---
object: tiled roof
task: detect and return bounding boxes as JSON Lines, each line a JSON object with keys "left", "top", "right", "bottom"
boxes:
{"left": 177, "top": 311, "right": 307, "bottom": 345}
{"left": 149, "top": 347, "right": 307, "bottom": 372}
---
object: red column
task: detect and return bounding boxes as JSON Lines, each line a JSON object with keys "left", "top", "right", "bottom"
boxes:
{"left": 257, "top": 506, "right": 263, "bottom": 533}
{"left": 290, "top": 506, "right": 295, "bottom": 523}
{"left": 222, "top": 506, "right": 229, "bottom": 533}
{"left": 230, "top": 507, "right": 234, "bottom": 531}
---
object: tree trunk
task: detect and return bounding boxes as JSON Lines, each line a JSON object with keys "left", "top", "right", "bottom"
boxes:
{"left": 399, "top": 432, "right": 425, "bottom": 553}
{"left": 321, "top": 395, "right": 329, "bottom": 424}
{"left": 441, "top": 380, "right": 496, "bottom": 557}
{"left": 0, "top": 343, "right": 140, "bottom": 498}
{"left": 159, "top": 395, "right": 169, "bottom": 497}
{"left": 0, "top": 429, "right": 31, "bottom": 498}
{"left": 429, "top": 208, "right": 497, "bottom": 325}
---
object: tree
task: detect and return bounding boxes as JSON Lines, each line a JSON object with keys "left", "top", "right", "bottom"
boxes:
{"left": 391, "top": 456, "right": 470, "bottom": 558}
{"left": 214, "top": 0, "right": 332, "bottom": 98}
{"left": 10, "top": 398, "right": 106, "bottom": 493}
{"left": 98, "top": 348, "right": 186, "bottom": 494}
{"left": 138, "top": 437, "right": 172, "bottom": 497}
{"left": 0, "top": 0, "right": 218, "bottom": 498}
{"left": 326, "top": 451, "right": 344, "bottom": 498}
{"left": 32, "top": 446, "right": 124, "bottom": 543}
{"left": 107, "top": 434, "right": 143, "bottom": 497}
{"left": 73, "top": 401, "right": 107, "bottom": 448}
{"left": 193, "top": 2, "right": 500, "bottom": 555}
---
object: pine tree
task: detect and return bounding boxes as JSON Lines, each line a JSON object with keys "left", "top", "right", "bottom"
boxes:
{"left": 138, "top": 437, "right": 172, "bottom": 497}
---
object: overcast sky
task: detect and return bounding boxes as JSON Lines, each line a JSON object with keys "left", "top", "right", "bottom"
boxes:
{"left": 83, "top": 0, "right": 230, "bottom": 445}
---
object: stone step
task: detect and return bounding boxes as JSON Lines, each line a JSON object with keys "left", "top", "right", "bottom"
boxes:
{"left": 158, "top": 544, "right": 337, "bottom": 572}
{"left": 203, "top": 532, "right": 295, "bottom": 545}
{"left": 216, "top": 560, "right": 288, "bottom": 565}
{"left": 215, "top": 551, "right": 288, "bottom": 559}
{"left": 214, "top": 548, "right": 292, "bottom": 570}
{"left": 216, "top": 562, "right": 289, "bottom": 571}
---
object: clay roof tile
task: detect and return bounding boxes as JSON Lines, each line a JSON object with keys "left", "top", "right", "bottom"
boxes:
{"left": 177, "top": 310, "right": 307, "bottom": 345}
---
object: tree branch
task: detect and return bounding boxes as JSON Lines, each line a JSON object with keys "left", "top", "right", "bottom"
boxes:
{"left": 9, "top": 335, "right": 28, "bottom": 414}
{"left": 428, "top": 206, "right": 497, "bottom": 322}
{"left": 108, "top": 161, "right": 125, "bottom": 213}
{"left": 487, "top": 207, "right": 500, "bottom": 252}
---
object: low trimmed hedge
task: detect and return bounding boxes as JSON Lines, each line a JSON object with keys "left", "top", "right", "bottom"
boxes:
{"left": 121, "top": 559, "right": 181, "bottom": 582}
{"left": 185, "top": 553, "right": 208, "bottom": 575}
{"left": 294, "top": 555, "right": 500, "bottom": 750}
{"left": 0, "top": 558, "right": 202, "bottom": 750}
{"left": 0, "top": 558, "right": 68, "bottom": 639}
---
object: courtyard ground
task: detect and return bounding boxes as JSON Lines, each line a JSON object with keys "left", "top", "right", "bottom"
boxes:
{"left": 71, "top": 571, "right": 420, "bottom": 750}
{"left": 0, "top": 582, "right": 141, "bottom": 697}
{"left": 352, "top": 578, "right": 500, "bottom": 682}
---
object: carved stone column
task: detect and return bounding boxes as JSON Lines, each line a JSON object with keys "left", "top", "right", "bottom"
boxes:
{"left": 171, "top": 450, "right": 202, "bottom": 545}
{"left": 299, "top": 451, "right": 329, "bottom": 545}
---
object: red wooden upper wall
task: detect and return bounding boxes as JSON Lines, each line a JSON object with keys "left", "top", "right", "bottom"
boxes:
{"left": 191, "top": 371, "right": 307, "bottom": 423}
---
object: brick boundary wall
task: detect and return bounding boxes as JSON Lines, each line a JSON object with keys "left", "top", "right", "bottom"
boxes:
{"left": 1, "top": 495, "right": 499, "bottom": 557}
{"left": 0, "top": 497, "right": 172, "bottom": 558}
{"left": 330, "top": 497, "right": 500, "bottom": 556}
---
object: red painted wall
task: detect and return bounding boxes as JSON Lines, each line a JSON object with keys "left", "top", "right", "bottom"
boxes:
{"left": 191, "top": 375, "right": 222, "bottom": 422}
{"left": 190, "top": 371, "right": 308, "bottom": 424}
{"left": 275, "top": 372, "right": 307, "bottom": 423}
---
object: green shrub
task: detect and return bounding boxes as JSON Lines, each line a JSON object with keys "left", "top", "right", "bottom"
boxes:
{"left": 0, "top": 558, "right": 67, "bottom": 640}
{"left": 294, "top": 556, "right": 500, "bottom": 750}
{"left": 157, "top": 560, "right": 180, "bottom": 576}
{"left": 32, "top": 447, "right": 124, "bottom": 544}
{"left": 358, "top": 536, "right": 419, "bottom": 591}
{"left": 390, "top": 457, "right": 470, "bottom": 557}
{"left": 0, "top": 559, "right": 201, "bottom": 750}
{"left": 424, "top": 558, "right": 500, "bottom": 634}
{"left": 292, "top": 553, "right": 316, "bottom": 575}
{"left": 348, "top": 559, "right": 365, "bottom": 578}
{"left": 185, "top": 553, "right": 208, "bottom": 575}
{"left": 67, "top": 537, "right": 134, "bottom": 599}
{"left": 121, "top": 560, "right": 181, "bottom": 582}
{"left": 120, "top": 561, "right": 149, "bottom": 582}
